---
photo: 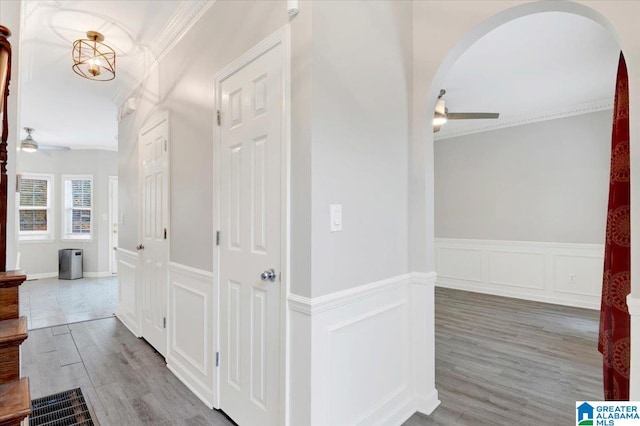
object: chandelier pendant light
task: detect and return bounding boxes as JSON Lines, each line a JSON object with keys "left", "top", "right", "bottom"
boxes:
{"left": 72, "top": 31, "right": 115, "bottom": 81}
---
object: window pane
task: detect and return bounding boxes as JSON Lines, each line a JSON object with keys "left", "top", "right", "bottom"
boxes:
{"left": 19, "top": 210, "right": 47, "bottom": 231}
{"left": 19, "top": 178, "right": 47, "bottom": 207}
{"left": 71, "top": 180, "right": 91, "bottom": 208}
{"left": 71, "top": 209, "right": 91, "bottom": 233}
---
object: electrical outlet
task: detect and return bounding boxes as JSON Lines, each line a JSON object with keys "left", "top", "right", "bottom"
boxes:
{"left": 569, "top": 274, "right": 576, "bottom": 283}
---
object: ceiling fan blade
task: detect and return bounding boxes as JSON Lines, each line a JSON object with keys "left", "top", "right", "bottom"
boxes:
{"left": 40, "top": 145, "right": 71, "bottom": 151}
{"left": 446, "top": 112, "right": 500, "bottom": 120}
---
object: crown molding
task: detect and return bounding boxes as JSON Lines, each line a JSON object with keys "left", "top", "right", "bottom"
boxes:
{"left": 112, "top": 0, "right": 216, "bottom": 106}
{"left": 434, "top": 98, "right": 613, "bottom": 141}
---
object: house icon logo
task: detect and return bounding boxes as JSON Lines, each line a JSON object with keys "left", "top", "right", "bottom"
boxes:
{"left": 577, "top": 402, "right": 594, "bottom": 425}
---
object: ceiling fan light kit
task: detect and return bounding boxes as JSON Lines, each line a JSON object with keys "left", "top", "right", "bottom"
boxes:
{"left": 72, "top": 31, "right": 116, "bottom": 81}
{"left": 433, "top": 89, "right": 500, "bottom": 132}
{"left": 20, "top": 127, "right": 38, "bottom": 153}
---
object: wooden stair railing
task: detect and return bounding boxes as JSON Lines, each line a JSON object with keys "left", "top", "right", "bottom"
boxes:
{"left": 0, "top": 26, "right": 31, "bottom": 426}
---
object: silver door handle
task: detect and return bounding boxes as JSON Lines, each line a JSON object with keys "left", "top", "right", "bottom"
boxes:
{"left": 136, "top": 244, "right": 144, "bottom": 250}
{"left": 260, "top": 269, "right": 277, "bottom": 282}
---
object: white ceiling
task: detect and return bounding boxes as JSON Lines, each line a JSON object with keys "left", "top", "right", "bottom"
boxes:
{"left": 19, "top": 6, "right": 621, "bottom": 149}
{"left": 19, "top": 0, "right": 186, "bottom": 150}
{"left": 437, "top": 12, "right": 620, "bottom": 138}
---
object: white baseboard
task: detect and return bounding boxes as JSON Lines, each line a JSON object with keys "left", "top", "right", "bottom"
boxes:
{"left": 26, "top": 271, "right": 113, "bottom": 280}
{"left": 435, "top": 238, "right": 604, "bottom": 309}
{"left": 167, "top": 364, "right": 214, "bottom": 409}
{"left": 26, "top": 272, "right": 58, "bottom": 280}
{"left": 84, "top": 271, "right": 114, "bottom": 278}
{"left": 288, "top": 272, "right": 437, "bottom": 425}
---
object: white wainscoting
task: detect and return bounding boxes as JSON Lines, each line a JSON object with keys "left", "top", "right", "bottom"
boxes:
{"left": 288, "top": 273, "right": 440, "bottom": 426}
{"left": 115, "top": 248, "right": 141, "bottom": 336}
{"left": 435, "top": 238, "right": 605, "bottom": 309}
{"left": 166, "top": 262, "right": 215, "bottom": 409}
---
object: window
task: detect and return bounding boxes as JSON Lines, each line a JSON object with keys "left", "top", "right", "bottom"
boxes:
{"left": 18, "top": 173, "right": 53, "bottom": 241}
{"left": 63, "top": 175, "right": 93, "bottom": 240}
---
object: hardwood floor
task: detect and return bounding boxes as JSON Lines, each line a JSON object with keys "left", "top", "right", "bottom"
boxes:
{"left": 21, "top": 288, "right": 602, "bottom": 425}
{"left": 405, "top": 287, "right": 602, "bottom": 425}
{"left": 21, "top": 318, "right": 231, "bottom": 425}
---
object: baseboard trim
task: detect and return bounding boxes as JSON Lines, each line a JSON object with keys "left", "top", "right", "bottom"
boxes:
{"left": 26, "top": 271, "right": 114, "bottom": 280}
{"left": 84, "top": 272, "right": 113, "bottom": 278}
{"left": 26, "top": 272, "right": 58, "bottom": 280}
{"left": 115, "top": 311, "right": 141, "bottom": 338}
{"left": 436, "top": 279, "right": 600, "bottom": 310}
{"left": 415, "top": 389, "right": 441, "bottom": 415}
{"left": 167, "top": 364, "right": 214, "bottom": 409}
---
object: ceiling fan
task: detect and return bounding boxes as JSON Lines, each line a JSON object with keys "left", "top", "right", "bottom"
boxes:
{"left": 21, "top": 127, "right": 70, "bottom": 154}
{"left": 433, "top": 89, "right": 500, "bottom": 132}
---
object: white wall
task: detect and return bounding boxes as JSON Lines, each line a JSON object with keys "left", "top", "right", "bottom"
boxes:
{"left": 435, "top": 111, "right": 612, "bottom": 243}
{"left": 17, "top": 150, "right": 117, "bottom": 277}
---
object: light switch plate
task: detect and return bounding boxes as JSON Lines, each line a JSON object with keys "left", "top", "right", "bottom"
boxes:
{"left": 330, "top": 204, "right": 342, "bottom": 232}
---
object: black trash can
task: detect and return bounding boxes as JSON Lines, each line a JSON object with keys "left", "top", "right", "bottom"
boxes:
{"left": 59, "top": 249, "right": 83, "bottom": 280}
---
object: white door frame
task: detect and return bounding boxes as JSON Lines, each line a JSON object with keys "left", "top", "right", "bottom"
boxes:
{"left": 138, "top": 110, "right": 171, "bottom": 355}
{"left": 213, "top": 25, "right": 291, "bottom": 424}
{"left": 108, "top": 175, "right": 118, "bottom": 274}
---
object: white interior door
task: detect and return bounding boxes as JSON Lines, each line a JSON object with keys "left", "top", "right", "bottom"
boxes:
{"left": 218, "top": 43, "right": 283, "bottom": 426}
{"left": 139, "top": 115, "right": 169, "bottom": 356}
{"left": 109, "top": 176, "right": 118, "bottom": 274}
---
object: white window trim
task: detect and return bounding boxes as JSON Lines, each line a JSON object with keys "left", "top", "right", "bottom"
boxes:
{"left": 61, "top": 174, "right": 93, "bottom": 241}
{"left": 18, "top": 172, "right": 54, "bottom": 242}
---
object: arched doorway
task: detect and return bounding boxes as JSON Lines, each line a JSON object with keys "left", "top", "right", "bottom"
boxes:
{"left": 410, "top": 1, "right": 640, "bottom": 415}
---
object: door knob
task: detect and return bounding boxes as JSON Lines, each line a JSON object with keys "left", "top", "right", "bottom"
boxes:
{"left": 136, "top": 244, "right": 144, "bottom": 250}
{"left": 260, "top": 269, "right": 277, "bottom": 282}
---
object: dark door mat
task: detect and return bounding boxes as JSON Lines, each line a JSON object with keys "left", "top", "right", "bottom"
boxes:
{"left": 30, "top": 387, "right": 96, "bottom": 426}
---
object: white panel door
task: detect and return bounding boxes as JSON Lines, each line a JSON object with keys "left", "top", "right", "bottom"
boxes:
{"left": 109, "top": 176, "right": 118, "bottom": 274}
{"left": 139, "top": 116, "right": 169, "bottom": 356}
{"left": 219, "top": 43, "right": 282, "bottom": 426}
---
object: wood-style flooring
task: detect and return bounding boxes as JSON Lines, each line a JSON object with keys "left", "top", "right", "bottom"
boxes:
{"left": 21, "top": 287, "right": 602, "bottom": 425}
{"left": 405, "top": 287, "right": 602, "bottom": 425}
{"left": 21, "top": 318, "right": 231, "bottom": 425}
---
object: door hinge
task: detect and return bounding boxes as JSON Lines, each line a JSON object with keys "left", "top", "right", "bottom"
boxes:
{"left": 216, "top": 231, "right": 220, "bottom": 246}
{"left": 217, "top": 110, "right": 221, "bottom": 126}
{"left": 163, "top": 317, "right": 166, "bottom": 328}
{"left": 164, "top": 228, "right": 167, "bottom": 239}
{"left": 216, "top": 351, "right": 220, "bottom": 367}
{"left": 164, "top": 139, "right": 167, "bottom": 151}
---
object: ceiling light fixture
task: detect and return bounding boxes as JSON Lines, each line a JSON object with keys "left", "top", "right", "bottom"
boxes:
{"left": 72, "top": 31, "right": 115, "bottom": 81}
{"left": 21, "top": 127, "right": 38, "bottom": 153}
{"left": 433, "top": 98, "right": 448, "bottom": 126}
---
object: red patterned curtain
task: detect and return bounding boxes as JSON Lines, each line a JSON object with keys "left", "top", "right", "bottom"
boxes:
{"left": 598, "top": 52, "right": 630, "bottom": 401}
